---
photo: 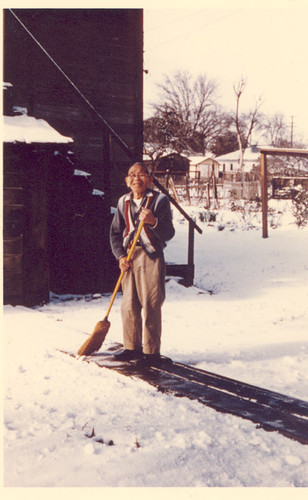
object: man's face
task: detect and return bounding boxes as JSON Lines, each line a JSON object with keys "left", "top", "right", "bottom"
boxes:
{"left": 126, "top": 164, "right": 152, "bottom": 198}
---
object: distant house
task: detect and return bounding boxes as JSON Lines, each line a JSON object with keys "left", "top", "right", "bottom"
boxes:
{"left": 215, "top": 145, "right": 261, "bottom": 176}
{"left": 156, "top": 153, "right": 190, "bottom": 175}
{"left": 189, "top": 154, "right": 220, "bottom": 180}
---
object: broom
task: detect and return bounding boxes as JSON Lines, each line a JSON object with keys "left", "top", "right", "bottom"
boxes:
{"left": 77, "top": 220, "right": 145, "bottom": 356}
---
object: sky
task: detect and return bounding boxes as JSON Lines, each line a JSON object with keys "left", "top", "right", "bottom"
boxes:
{"left": 143, "top": 1, "right": 308, "bottom": 144}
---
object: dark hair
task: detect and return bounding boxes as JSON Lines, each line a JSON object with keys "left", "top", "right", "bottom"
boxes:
{"left": 129, "top": 162, "right": 151, "bottom": 175}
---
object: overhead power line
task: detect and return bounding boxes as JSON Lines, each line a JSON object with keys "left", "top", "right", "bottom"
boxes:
{"left": 147, "top": 9, "right": 243, "bottom": 52}
{"left": 146, "top": 10, "right": 204, "bottom": 32}
{"left": 8, "top": 8, "right": 133, "bottom": 158}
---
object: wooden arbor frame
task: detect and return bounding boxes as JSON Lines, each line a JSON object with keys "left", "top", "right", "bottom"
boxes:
{"left": 260, "top": 146, "right": 308, "bottom": 238}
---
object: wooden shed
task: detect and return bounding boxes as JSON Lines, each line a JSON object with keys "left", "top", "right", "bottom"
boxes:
{"left": 3, "top": 108, "right": 120, "bottom": 305}
{"left": 3, "top": 111, "right": 73, "bottom": 306}
{"left": 189, "top": 155, "right": 220, "bottom": 180}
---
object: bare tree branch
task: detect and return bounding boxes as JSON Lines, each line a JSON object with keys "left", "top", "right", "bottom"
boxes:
{"left": 147, "top": 70, "right": 223, "bottom": 155}
{"left": 232, "top": 77, "right": 263, "bottom": 172}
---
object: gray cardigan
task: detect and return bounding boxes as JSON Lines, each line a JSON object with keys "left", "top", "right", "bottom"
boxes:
{"left": 110, "top": 188, "right": 175, "bottom": 261}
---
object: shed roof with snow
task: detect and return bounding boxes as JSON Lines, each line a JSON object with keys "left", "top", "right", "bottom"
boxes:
{"left": 3, "top": 114, "right": 73, "bottom": 144}
{"left": 188, "top": 154, "right": 216, "bottom": 166}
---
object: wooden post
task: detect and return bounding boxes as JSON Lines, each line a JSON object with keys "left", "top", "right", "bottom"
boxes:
{"left": 207, "top": 181, "right": 210, "bottom": 209}
{"left": 213, "top": 174, "right": 218, "bottom": 207}
{"left": 169, "top": 176, "right": 180, "bottom": 203}
{"left": 165, "top": 170, "right": 170, "bottom": 189}
{"left": 186, "top": 219, "right": 195, "bottom": 286}
{"left": 260, "top": 151, "right": 268, "bottom": 238}
{"left": 185, "top": 173, "right": 191, "bottom": 205}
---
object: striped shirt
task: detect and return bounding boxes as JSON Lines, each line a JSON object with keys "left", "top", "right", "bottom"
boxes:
{"left": 110, "top": 188, "right": 175, "bottom": 260}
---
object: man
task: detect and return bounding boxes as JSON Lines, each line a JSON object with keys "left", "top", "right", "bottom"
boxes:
{"left": 110, "top": 162, "right": 175, "bottom": 365}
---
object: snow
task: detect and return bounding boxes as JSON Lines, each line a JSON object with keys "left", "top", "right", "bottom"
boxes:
{"left": 74, "top": 169, "right": 91, "bottom": 177}
{"left": 3, "top": 114, "right": 73, "bottom": 144}
{"left": 3, "top": 200, "right": 308, "bottom": 489}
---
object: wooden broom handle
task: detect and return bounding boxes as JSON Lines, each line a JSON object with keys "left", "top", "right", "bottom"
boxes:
{"left": 104, "top": 220, "right": 145, "bottom": 319}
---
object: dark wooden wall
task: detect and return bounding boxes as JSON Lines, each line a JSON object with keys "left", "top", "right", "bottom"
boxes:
{"left": 3, "top": 142, "right": 119, "bottom": 305}
{"left": 4, "top": 143, "right": 52, "bottom": 306}
{"left": 4, "top": 8, "right": 144, "bottom": 206}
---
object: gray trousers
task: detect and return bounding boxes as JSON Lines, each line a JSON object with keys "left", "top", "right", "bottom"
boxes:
{"left": 121, "top": 247, "right": 166, "bottom": 354}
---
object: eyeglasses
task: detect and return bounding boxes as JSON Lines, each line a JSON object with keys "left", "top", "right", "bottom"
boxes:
{"left": 128, "top": 173, "right": 149, "bottom": 179}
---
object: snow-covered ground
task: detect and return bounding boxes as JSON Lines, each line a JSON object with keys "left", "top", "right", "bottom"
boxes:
{"left": 3, "top": 200, "right": 308, "bottom": 489}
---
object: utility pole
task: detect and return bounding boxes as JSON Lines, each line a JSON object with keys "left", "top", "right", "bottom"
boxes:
{"left": 291, "top": 115, "right": 294, "bottom": 147}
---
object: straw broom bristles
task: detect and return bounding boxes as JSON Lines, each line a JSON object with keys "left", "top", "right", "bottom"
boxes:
{"left": 77, "top": 317, "right": 111, "bottom": 356}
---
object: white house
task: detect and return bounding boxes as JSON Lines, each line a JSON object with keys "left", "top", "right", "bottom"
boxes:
{"left": 215, "top": 145, "right": 261, "bottom": 175}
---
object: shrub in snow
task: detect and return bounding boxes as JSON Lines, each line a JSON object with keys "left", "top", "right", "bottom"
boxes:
{"left": 198, "top": 211, "right": 216, "bottom": 223}
{"left": 228, "top": 199, "right": 262, "bottom": 231}
{"left": 291, "top": 186, "right": 308, "bottom": 228}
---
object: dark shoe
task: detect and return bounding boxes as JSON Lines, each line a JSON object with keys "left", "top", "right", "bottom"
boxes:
{"left": 137, "top": 353, "right": 173, "bottom": 369}
{"left": 139, "top": 353, "right": 162, "bottom": 367}
{"left": 113, "top": 349, "right": 143, "bottom": 362}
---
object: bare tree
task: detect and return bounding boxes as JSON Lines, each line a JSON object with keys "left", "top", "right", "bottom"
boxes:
{"left": 233, "top": 77, "right": 263, "bottom": 172}
{"left": 146, "top": 70, "right": 226, "bottom": 155}
{"left": 261, "top": 113, "right": 289, "bottom": 147}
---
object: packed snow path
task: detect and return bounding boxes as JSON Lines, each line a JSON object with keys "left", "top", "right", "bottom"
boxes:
{"left": 61, "top": 344, "right": 308, "bottom": 444}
